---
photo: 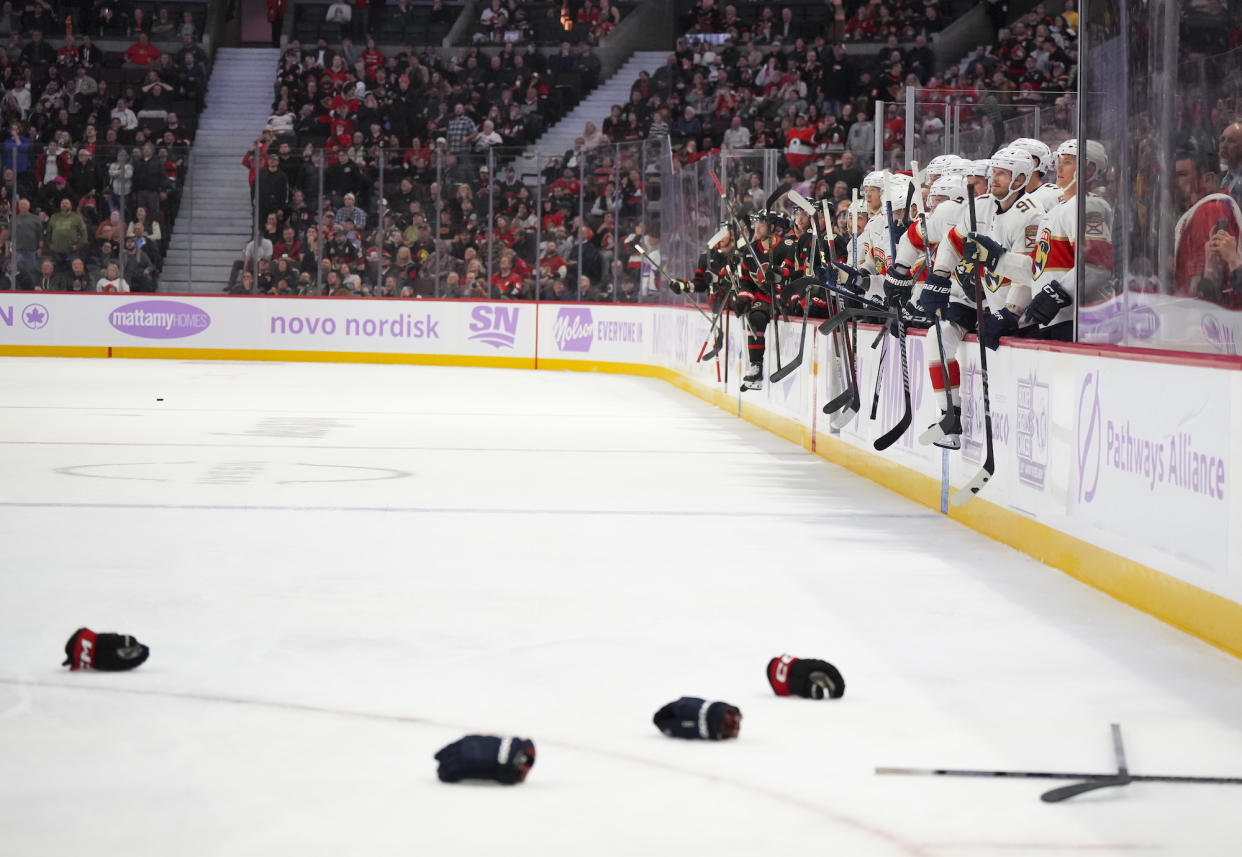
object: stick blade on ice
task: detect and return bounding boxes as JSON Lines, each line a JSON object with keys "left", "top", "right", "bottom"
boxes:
{"left": 1041, "top": 776, "right": 1134, "bottom": 803}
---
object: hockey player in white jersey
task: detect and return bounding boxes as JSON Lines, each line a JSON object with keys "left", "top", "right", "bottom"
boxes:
{"left": 1010, "top": 137, "right": 1064, "bottom": 211}
{"left": 914, "top": 147, "right": 1045, "bottom": 447}
{"left": 960, "top": 138, "right": 1114, "bottom": 342}
{"left": 884, "top": 174, "right": 968, "bottom": 322}
{"left": 824, "top": 171, "right": 885, "bottom": 300}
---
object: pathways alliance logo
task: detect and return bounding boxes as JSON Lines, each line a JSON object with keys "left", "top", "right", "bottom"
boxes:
{"left": 467, "top": 305, "right": 520, "bottom": 349}
{"left": 554, "top": 307, "right": 593, "bottom": 352}
{"left": 109, "top": 300, "right": 211, "bottom": 339}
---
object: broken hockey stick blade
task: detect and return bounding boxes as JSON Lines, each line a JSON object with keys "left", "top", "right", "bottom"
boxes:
{"left": 1041, "top": 723, "right": 1135, "bottom": 802}
{"left": 1040, "top": 776, "right": 1133, "bottom": 803}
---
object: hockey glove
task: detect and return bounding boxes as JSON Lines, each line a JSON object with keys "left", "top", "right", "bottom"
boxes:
{"left": 767, "top": 654, "right": 846, "bottom": 699}
{"left": 916, "top": 271, "right": 952, "bottom": 315}
{"left": 964, "top": 233, "right": 1006, "bottom": 272}
{"left": 902, "top": 300, "right": 934, "bottom": 329}
{"left": 983, "top": 307, "right": 1021, "bottom": 350}
{"left": 434, "top": 735, "right": 536, "bottom": 784}
{"left": 732, "top": 291, "right": 753, "bottom": 316}
{"left": 63, "top": 628, "right": 150, "bottom": 671}
{"left": 882, "top": 264, "right": 914, "bottom": 306}
{"left": 826, "top": 262, "right": 864, "bottom": 296}
{"left": 653, "top": 697, "right": 742, "bottom": 740}
{"left": 668, "top": 278, "right": 691, "bottom": 294}
{"left": 1023, "top": 280, "right": 1072, "bottom": 326}
{"left": 785, "top": 289, "right": 805, "bottom": 315}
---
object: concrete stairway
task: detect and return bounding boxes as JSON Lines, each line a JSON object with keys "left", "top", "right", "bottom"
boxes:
{"left": 515, "top": 51, "right": 668, "bottom": 179}
{"left": 161, "top": 48, "right": 280, "bottom": 293}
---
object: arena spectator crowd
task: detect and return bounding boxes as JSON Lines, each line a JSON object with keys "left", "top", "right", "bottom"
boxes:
{"left": 237, "top": 23, "right": 637, "bottom": 299}
{"left": 235, "top": 0, "right": 1091, "bottom": 300}
{"left": 0, "top": 2, "right": 208, "bottom": 293}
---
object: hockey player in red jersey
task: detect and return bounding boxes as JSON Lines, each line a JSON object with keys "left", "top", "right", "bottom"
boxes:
{"left": 735, "top": 209, "right": 787, "bottom": 391}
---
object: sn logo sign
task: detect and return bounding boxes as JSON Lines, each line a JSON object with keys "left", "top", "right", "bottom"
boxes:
{"left": 468, "top": 306, "right": 520, "bottom": 349}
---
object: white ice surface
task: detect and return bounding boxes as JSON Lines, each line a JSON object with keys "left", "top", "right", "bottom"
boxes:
{"left": 1, "top": 358, "right": 1241, "bottom": 856}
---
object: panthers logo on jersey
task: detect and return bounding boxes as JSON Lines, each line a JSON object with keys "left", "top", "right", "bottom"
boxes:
{"left": 870, "top": 244, "right": 889, "bottom": 275}
{"left": 982, "top": 268, "right": 1004, "bottom": 293}
{"left": 1032, "top": 228, "right": 1051, "bottom": 279}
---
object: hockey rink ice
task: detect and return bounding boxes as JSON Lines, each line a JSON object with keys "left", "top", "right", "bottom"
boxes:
{"left": 3, "top": 357, "right": 1242, "bottom": 856}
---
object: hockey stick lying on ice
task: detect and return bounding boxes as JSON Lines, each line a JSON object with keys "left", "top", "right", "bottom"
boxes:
{"left": 872, "top": 181, "right": 917, "bottom": 452}
{"left": 878, "top": 724, "right": 1242, "bottom": 802}
{"left": 1039, "top": 723, "right": 1132, "bottom": 803}
{"left": 950, "top": 192, "right": 996, "bottom": 505}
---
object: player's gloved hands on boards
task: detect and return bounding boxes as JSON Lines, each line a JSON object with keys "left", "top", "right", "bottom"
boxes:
{"left": 916, "top": 271, "right": 952, "bottom": 315}
{"left": 895, "top": 300, "right": 933, "bottom": 333}
{"left": 964, "top": 233, "right": 1006, "bottom": 272}
{"left": 767, "top": 654, "right": 846, "bottom": 699}
{"left": 653, "top": 697, "right": 742, "bottom": 740}
{"left": 827, "top": 262, "right": 864, "bottom": 296}
{"left": 882, "top": 263, "right": 914, "bottom": 306}
{"left": 732, "top": 291, "right": 753, "bottom": 317}
{"left": 434, "top": 735, "right": 535, "bottom": 784}
{"left": 1023, "top": 280, "right": 1072, "bottom": 325}
{"left": 983, "top": 307, "right": 1021, "bottom": 350}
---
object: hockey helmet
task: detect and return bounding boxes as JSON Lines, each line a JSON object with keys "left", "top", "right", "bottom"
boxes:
{"left": 861, "top": 170, "right": 886, "bottom": 191}
{"left": 940, "top": 156, "right": 972, "bottom": 179}
{"left": 767, "top": 209, "right": 793, "bottom": 231}
{"left": 1009, "top": 137, "right": 1053, "bottom": 176}
{"left": 930, "top": 175, "right": 968, "bottom": 203}
{"left": 968, "top": 158, "right": 991, "bottom": 178}
{"left": 988, "top": 146, "right": 1037, "bottom": 195}
{"left": 923, "top": 154, "right": 957, "bottom": 180}
{"left": 886, "top": 172, "right": 922, "bottom": 212}
{"left": 1055, "top": 138, "right": 1108, "bottom": 180}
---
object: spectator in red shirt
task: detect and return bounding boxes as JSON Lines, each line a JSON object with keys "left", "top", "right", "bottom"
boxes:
{"left": 491, "top": 257, "right": 524, "bottom": 298}
{"left": 1174, "top": 150, "right": 1242, "bottom": 303}
{"left": 125, "top": 33, "right": 161, "bottom": 68}
{"left": 360, "top": 36, "right": 384, "bottom": 76}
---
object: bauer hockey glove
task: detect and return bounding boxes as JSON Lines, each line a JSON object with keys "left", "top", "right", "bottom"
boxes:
{"left": 964, "top": 233, "right": 1006, "bottom": 273}
{"left": 916, "top": 271, "right": 952, "bottom": 315}
{"left": 983, "top": 307, "right": 1021, "bottom": 350}
{"left": 653, "top": 697, "right": 742, "bottom": 740}
{"left": 1023, "top": 280, "right": 1072, "bottom": 326}
{"left": 767, "top": 654, "right": 846, "bottom": 699}
{"left": 434, "top": 735, "right": 536, "bottom": 784}
{"left": 882, "top": 263, "right": 914, "bottom": 306}
{"left": 63, "top": 628, "right": 150, "bottom": 671}
{"left": 901, "top": 300, "right": 934, "bottom": 329}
